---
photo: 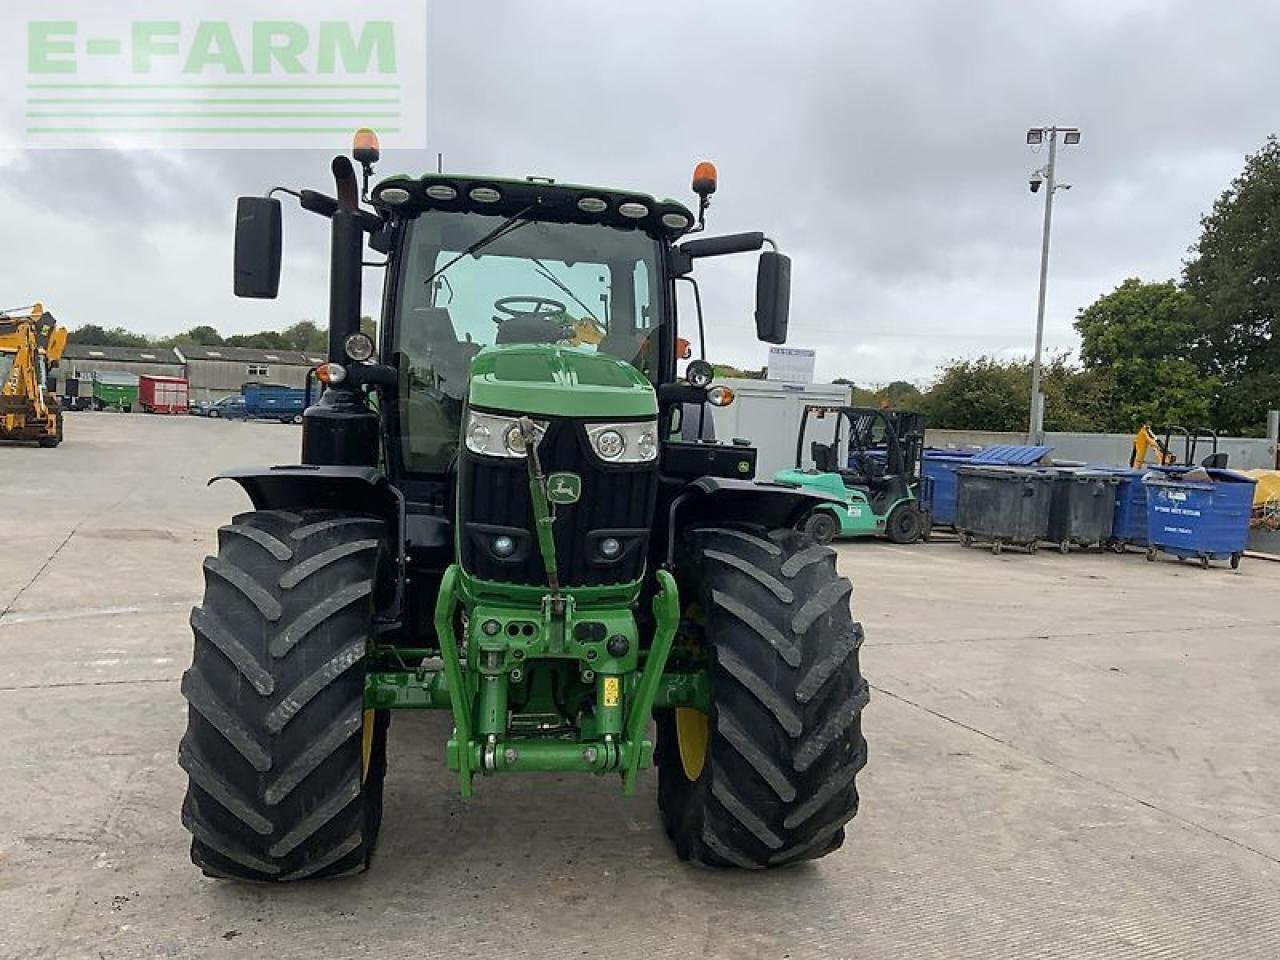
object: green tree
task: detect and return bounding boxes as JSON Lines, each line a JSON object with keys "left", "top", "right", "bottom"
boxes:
{"left": 1074, "top": 278, "right": 1215, "bottom": 430}
{"left": 875, "top": 380, "right": 924, "bottom": 410}
{"left": 919, "top": 357, "right": 1030, "bottom": 431}
{"left": 224, "top": 330, "right": 290, "bottom": 349}
{"left": 182, "top": 325, "right": 224, "bottom": 346}
{"left": 920, "top": 355, "right": 1106, "bottom": 433}
{"left": 280, "top": 320, "right": 327, "bottom": 352}
{"left": 1183, "top": 135, "right": 1280, "bottom": 434}
{"left": 161, "top": 325, "right": 224, "bottom": 348}
{"left": 67, "top": 324, "right": 152, "bottom": 347}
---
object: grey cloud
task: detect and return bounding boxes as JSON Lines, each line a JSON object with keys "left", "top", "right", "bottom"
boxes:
{"left": 3, "top": 0, "right": 1277, "bottom": 381}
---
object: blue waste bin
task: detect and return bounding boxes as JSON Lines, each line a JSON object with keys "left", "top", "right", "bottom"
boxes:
{"left": 1143, "top": 468, "right": 1257, "bottom": 568}
{"left": 922, "top": 455, "right": 973, "bottom": 527}
{"left": 1087, "top": 466, "right": 1150, "bottom": 551}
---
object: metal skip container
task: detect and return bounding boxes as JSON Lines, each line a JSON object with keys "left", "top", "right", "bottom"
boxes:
{"left": 1144, "top": 468, "right": 1257, "bottom": 569}
{"left": 955, "top": 465, "right": 1055, "bottom": 555}
{"left": 1045, "top": 468, "right": 1121, "bottom": 553}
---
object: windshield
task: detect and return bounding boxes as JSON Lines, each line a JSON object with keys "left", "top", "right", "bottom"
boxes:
{"left": 0, "top": 351, "right": 13, "bottom": 387}
{"left": 393, "top": 211, "right": 664, "bottom": 474}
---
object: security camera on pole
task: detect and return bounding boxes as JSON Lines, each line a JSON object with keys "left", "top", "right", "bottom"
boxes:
{"left": 1025, "top": 125, "right": 1080, "bottom": 444}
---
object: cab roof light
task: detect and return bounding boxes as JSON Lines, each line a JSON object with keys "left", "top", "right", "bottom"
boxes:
{"left": 618, "top": 201, "right": 649, "bottom": 219}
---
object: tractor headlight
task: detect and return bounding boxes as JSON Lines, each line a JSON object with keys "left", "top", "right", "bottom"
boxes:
{"left": 343, "top": 332, "right": 374, "bottom": 362}
{"left": 465, "top": 410, "right": 542, "bottom": 458}
{"left": 585, "top": 420, "right": 659, "bottom": 463}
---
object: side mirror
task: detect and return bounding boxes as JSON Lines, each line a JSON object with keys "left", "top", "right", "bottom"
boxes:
{"left": 755, "top": 250, "right": 791, "bottom": 344}
{"left": 233, "top": 196, "right": 282, "bottom": 299}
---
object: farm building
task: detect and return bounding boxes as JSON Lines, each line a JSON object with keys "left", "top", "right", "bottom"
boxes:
{"left": 176, "top": 346, "right": 326, "bottom": 403}
{"left": 58, "top": 345, "right": 184, "bottom": 384}
{"left": 55, "top": 344, "right": 325, "bottom": 405}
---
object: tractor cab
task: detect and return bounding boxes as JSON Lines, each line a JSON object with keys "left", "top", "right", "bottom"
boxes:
{"left": 775, "top": 405, "right": 930, "bottom": 544}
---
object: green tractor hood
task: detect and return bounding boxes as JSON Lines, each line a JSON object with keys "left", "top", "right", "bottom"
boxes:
{"left": 468, "top": 344, "right": 657, "bottom": 419}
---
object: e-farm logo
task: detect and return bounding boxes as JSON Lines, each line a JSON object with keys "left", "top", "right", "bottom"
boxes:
{"left": 3, "top": 1, "right": 425, "bottom": 149}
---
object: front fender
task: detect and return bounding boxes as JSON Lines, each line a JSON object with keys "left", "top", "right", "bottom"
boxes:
{"left": 664, "top": 477, "right": 844, "bottom": 565}
{"left": 211, "top": 464, "right": 393, "bottom": 516}
{"left": 212, "top": 465, "right": 409, "bottom": 621}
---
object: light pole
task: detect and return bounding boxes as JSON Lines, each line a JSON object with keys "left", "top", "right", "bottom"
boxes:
{"left": 1026, "top": 125, "right": 1080, "bottom": 444}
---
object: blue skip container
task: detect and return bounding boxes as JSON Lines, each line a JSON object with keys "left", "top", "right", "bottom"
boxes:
{"left": 1143, "top": 469, "right": 1257, "bottom": 569}
{"left": 922, "top": 455, "right": 974, "bottom": 527}
{"left": 1087, "top": 466, "right": 1151, "bottom": 550}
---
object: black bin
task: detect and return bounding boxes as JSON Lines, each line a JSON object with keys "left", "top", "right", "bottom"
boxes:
{"left": 955, "top": 465, "right": 1054, "bottom": 555}
{"left": 1046, "top": 468, "right": 1120, "bottom": 553}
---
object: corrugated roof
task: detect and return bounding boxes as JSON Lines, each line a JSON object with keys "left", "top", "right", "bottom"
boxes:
{"left": 178, "top": 345, "right": 317, "bottom": 364}
{"left": 63, "top": 344, "right": 182, "bottom": 363}
{"left": 970, "top": 444, "right": 1054, "bottom": 466}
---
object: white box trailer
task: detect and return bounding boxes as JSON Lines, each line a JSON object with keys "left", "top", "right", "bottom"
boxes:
{"left": 709, "top": 378, "right": 850, "bottom": 481}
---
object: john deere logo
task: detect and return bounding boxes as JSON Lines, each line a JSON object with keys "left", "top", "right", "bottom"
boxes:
{"left": 546, "top": 472, "right": 582, "bottom": 504}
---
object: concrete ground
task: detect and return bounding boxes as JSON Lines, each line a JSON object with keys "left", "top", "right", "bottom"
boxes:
{"left": 2, "top": 413, "right": 1278, "bottom": 960}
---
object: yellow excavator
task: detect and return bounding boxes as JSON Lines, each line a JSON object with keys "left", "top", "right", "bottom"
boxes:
{"left": 0, "top": 303, "right": 67, "bottom": 447}
{"left": 1130, "top": 424, "right": 1176, "bottom": 468}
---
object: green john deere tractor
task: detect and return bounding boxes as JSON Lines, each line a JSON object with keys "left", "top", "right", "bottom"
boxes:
{"left": 178, "top": 132, "right": 868, "bottom": 880}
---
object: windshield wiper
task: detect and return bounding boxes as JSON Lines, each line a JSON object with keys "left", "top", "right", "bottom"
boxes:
{"left": 423, "top": 204, "right": 536, "bottom": 287}
{"left": 531, "top": 257, "right": 601, "bottom": 323}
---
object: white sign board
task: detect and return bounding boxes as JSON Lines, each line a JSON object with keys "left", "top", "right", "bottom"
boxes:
{"left": 767, "top": 347, "right": 815, "bottom": 383}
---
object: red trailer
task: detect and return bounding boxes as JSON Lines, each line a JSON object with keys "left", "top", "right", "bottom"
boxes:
{"left": 138, "top": 374, "right": 190, "bottom": 415}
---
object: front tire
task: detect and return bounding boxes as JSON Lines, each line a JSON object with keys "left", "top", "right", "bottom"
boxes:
{"left": 657, "top": 526, "right": 868, "bottom": 868}
{"left": 179, "top": 509, "right": 389, "bottom": 881}
{"left": 885, "top": 502, "right": 925, "bottom": 544}
{"left": 802, "top": 510, "right": 840, "bottom": 545}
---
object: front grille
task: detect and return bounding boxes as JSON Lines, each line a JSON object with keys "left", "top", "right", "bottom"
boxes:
{"left": 459, "top": 418, "right": 657, "bottom": 587}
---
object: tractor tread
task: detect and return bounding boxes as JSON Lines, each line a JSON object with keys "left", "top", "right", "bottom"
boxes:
{"left": 264, "top": 709, "right": 363, "bottom": 806}
{"left": 716, "top": 707, "right": 796, "bottom": 802}
{"left": 792, "top": 578, "right": 852, "bottom": 636}
{"left": 713, "top": 528, "right": 781, "bottom": 558}
{"left": 180, "top": 668, "right": 272, "bottom": 772}
{"left": 278, "top": 831, "right": 364, "bottom": 882}
{"left": 715, "top": 645, "right": 802, "bottom": 736}
{"left": 779, "top": 544, "right": 835, "bottom": 578}
{"left": 218, "top": 523, "right": 294, "bottom": 561}
{"left": 701, "top": 825, "right": 762, "bottom": 870}
{"left": 290, "top": 516, "right": 378, "bottom": 542}
{"left": 189, "top": 605, "right": 275, "bottom": 696}
{"left": 178, "top": 738, "right": 273, "bottom": 836}
{"left": 768, "top": 808, "right": 856, "bottom": 865}
{"left": 795, "top": 624, "right": 862, "bottom": 705}
{"left": 710, "top": 589, "right": 800, "bottom": 667}
{"left": 179, "top": 509, "right": 388, "bottom": 882}
{"left": 183, "top": 798, "right": 280, "bottom": 875}
{"left": 711, "top": 779, "right": 783, "bottom": 850}
{"left": 657, "top": 524, "right": 867, "bottom": 869}
{"left": 794, "top": 682, "right": 869, "bottom": 773}
{"left": 266, "top": 639, "right": 366, "bottom": 734}
{"left": 783, "top": 759, "right": 861, "bottom": 829}
{"left": 271, "top": 580, "right": 373, "bottom": 659}
{"left": 202, "top": 556, "right": 283, "bottom": 622}
{"left": 279, "top": 539, "right": 379, "bottom": 590}
{"left": 269, "top": 774, "right": 361, "bottom": 858}
{"left": 704, "top": 550, "right": 794, "bottom": 602}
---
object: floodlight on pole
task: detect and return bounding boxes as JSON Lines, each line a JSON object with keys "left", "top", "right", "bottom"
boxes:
{"left": 1025, "top": 125, "right": 1081, "bottom": 444}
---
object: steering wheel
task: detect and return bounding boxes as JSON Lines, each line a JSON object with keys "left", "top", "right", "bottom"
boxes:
{"left": 493, "top": 296, "right": 568, "bottom": 324}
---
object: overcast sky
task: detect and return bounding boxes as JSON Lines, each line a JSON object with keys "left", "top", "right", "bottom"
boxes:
{"left": 2, "top": 0, "right": 1277, "bottom": 385}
